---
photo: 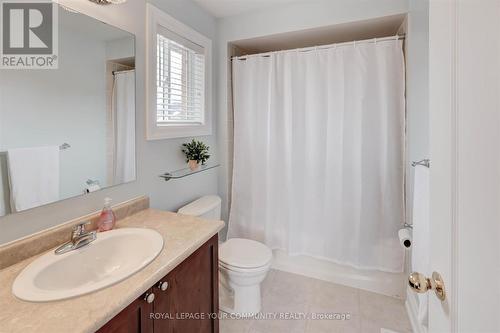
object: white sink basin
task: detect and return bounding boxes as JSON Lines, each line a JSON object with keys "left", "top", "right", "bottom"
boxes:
{"left": 12, "top": 228, "right": 164, "bottom": 302}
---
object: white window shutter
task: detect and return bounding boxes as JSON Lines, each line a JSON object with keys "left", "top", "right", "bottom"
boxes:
{"left": 156, "top": 34, "right": 205, "bottom": 125}
{"left": 146, "top": 4, "right": 212, "bottom": 140}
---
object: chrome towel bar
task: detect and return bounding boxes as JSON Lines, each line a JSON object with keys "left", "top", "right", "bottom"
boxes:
{"left": 0, "top": 142, "right": 70, "bottom": 155}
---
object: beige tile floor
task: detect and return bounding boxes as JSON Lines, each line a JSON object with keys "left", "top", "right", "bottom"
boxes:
{"left": 220, "top": 269, "right": 412, "bottom": 333}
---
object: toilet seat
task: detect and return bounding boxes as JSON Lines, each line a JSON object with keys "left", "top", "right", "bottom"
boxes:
{"left": 219, "top": 260, "right": 271, "bottom": 274}
{"left": 219, "top": 238, "right": 272, "bottom": 270}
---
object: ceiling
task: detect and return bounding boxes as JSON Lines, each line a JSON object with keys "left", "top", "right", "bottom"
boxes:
{"left": 193, "top": 0, "right": 301, "bottom": 18}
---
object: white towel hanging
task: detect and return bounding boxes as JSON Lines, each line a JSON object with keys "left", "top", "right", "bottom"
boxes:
{"left": 411, "top": 165, "right": 430, "bottom": 325}
{"left": 7, "top": 146, "right": 60, "bottom": 212}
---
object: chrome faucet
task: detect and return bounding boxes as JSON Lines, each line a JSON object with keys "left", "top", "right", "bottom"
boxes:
{"left": 54, "top": 221, "right": 97, "bottom": 255}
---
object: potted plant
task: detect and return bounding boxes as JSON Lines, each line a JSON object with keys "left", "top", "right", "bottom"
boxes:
{"left": 181, "top": 139, "right": 210, "bottom": 171}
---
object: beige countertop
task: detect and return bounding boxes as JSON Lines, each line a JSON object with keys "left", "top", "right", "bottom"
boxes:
{"left": 0, "top": 208, "right": 224, "bottom": 333}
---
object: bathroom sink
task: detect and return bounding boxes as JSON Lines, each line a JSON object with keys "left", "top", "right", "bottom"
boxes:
{"left": 12, "top": 228, "right": 164, "bottom": 302}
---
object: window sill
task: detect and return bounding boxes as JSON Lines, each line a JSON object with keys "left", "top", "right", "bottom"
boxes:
{"left": 146, "top": 123, "right": 212, "bottom": 140}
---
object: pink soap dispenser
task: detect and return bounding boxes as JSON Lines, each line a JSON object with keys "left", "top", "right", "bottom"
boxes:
{"left": 97, "top": 197, "right": 116, "bottom": 232}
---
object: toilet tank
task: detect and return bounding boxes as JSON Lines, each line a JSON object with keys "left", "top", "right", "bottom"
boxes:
{"left": 177, "top": 195, "right": 221, "bottom": 220}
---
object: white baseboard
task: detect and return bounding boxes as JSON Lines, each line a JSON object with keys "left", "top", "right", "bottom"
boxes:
{"left": 271, "top": 249, "right": 407, "bottom": 299}
{"left": 405, "top": 288, "right": 427, "bottom": 333}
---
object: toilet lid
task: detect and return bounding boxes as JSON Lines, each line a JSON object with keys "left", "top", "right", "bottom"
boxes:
{"left": 219, "top": 238, "right": 272, "bottom": 269}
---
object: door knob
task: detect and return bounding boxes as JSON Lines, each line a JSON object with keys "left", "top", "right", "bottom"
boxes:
{"left": 408, "top": 271, "right": 446, "bottom": 301}
{"left": 157, "top": 281, "right": 168, "bottom": 291}
{"left": 144, "top": 292, "right": 155, "bottom": 304}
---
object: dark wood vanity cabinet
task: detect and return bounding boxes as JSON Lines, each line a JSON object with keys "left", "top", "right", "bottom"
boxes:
{"left": 98, "top": 235, "right": 219, "bottom": 333}
{"left": 96, "top": 288, "right": 154, "bottom": 333}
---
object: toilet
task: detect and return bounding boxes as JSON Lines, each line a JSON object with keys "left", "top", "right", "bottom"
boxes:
{"left": 178, "top": 195, "right": 272, "bottom": 315}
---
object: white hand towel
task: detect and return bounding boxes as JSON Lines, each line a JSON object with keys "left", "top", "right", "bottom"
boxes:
{"left": 7, "top": 146, "right": 60, "bottom": 212}
{"left": 411, "top": 165, "right": 430, "bottom": 325}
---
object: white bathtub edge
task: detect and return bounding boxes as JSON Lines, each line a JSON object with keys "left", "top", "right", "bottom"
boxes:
{"left": 270, "top": 249, "right": 407, "bottom": 299}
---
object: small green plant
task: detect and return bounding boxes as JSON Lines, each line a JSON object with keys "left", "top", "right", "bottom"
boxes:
{"left": 181, "top": 139, "right": 210, "bottom": 165}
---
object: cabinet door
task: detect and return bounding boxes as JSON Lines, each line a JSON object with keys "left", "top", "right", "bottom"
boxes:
{"left": 97, "top": 288, "right": 154, "bottom": 333}
{"left": 153, "top": 234, "right": 219, "bottom": 333}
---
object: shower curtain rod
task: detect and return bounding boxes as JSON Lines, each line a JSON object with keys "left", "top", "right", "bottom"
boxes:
{"left": 112, "top": 69, "right": 135, "bottom": 75}
{"left": 232, "top": 34, "right": 405, "bottom": 60}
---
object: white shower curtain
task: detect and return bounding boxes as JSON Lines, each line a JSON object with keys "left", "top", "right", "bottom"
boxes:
{"left": 229, "top": 39, "right": 406, "bottom": 273}
{"left": 113, "top": 70, "right": 136, "bottom": 184}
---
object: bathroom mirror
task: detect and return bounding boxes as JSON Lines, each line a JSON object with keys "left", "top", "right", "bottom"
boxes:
{"left": 0, "top": 4, "right": 136, "bottom": 217}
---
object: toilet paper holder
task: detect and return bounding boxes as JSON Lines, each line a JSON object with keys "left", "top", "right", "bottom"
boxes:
{"left": 399, "top": 223, "right": 413, "bottom": 249}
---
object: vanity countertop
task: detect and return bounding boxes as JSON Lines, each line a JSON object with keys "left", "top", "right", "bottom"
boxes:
{"left": 0, "top": 208, "right": 224, "bottom": 333}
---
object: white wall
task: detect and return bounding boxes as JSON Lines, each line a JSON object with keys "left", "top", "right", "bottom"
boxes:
{"left": 0, "top": 0, "right": 219, "bottom": 244}
{"left": 403, "top": 0, "right": 429, "bottom": 329}
{"left": 106, "top": 37, "right": 135, "bottom": 60}
{"left": 216, "top": 0, "right": 410, "bottom": 236}
{"left": 406, "top": 0, "right": 429, "bottom": 227}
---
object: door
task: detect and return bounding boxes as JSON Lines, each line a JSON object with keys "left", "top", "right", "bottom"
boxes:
{"left": 427, "top": 0, "right": 500, "bottom": 332}
{"left": 97, "top": 288, "right": 154, "bottom": 333}
{"left": 153, "top": 235, "right": 219, "bottom": 333}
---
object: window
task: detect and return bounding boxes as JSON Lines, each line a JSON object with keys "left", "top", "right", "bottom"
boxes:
{"left": 146, "top": 4, "right": 212, "bottom": 140}
{"left": 156, "top": 31, "right": 204, "bottom": 125}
